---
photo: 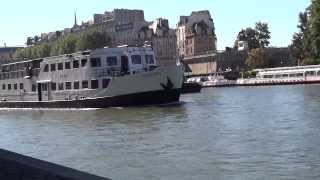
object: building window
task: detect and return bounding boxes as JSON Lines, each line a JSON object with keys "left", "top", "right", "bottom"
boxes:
{"left": 58, "top": 63, "right": 63, "bottom": 70}
{"left": 74, "top": 81, "right": 80, "bottom": 89}
{"left": 2, "top": 84, "right": 5, "bottom": 90}
{"left": 145, "top": 55, "right": 154, "bottom": 64}
{"left": 82, "top": 80, "right": 88, "bottom": 89}
{"left": 81, "top": 59, "right": 87, "bottom": 67}
{"left": 32, "top": 84, "right": 36, "bottom": 92}
{"left": 51, "top": 82, "right": 56, "bottom": 91}
{"left": 58, "top": 83, "right": 64, "bottom": 90}
{"left": 65, "top": 62, "right": 71, "bottom": 69}
{"left": 102, "top": 79, "right": 110, "bottom": 88}
{"left": 66, "top": 82, "right": 72, "bottom": 90}
{"left": 131, "top": 55, "right": 142, "bottom": 64}
{"left": 73, "top": 60, "right": 79, "bottom": 69}
{"left": 8, "top": 84, "right": 11, "bottom": 90}
{"left": 20, "top": 83, "right": 24, "bottom": 90}
{"left": 91, "top": 80, "right": 99, "bottom": 89}
{"left": 90, "top": 58, "right": 101, "bottom": 67}
{"left": 50, "top": 64, "right": 56, "bottom": 71}
{"left": 106, "top": 56, "right": 118, "bottom": 66}
{"left": 44, "top": 64, "right": 49, "bottom": 72}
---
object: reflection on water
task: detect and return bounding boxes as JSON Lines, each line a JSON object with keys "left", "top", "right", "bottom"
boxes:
{"left": 1, "top": 85, "right": 320, "bottom": 179}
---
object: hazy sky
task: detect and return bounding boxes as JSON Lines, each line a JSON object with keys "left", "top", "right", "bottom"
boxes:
{"left": 0, "top": 0, "right": 310, "bottom": 50}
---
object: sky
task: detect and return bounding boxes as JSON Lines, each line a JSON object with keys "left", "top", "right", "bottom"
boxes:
{"left": 0, "top": 0, "right": 311, "bottom": 50}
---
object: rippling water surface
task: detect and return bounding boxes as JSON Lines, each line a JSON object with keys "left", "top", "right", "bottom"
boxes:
{"left": 1, "top": 85, "right": 320, "bottom": 179}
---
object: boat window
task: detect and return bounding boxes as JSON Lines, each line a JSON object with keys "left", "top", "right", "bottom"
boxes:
{"left": 2, "top": 84, "right": 5, "bottom": 90}
{"left": 51, "top": 83, "right": 56, "bottom": 91}
{"left": 65, "top": 62, "right": 71, "bottom": 69}
{"left": 58, "top": 63, "right": 63, "bottom": 70}
{"left": 58, "top": 83, "right": 64, "bottom": 90}
{"left": 8, "top": 84, "right": 11, "bottom": 90}
{"left": 318, "top": 71, "right": 320, "bottom": 76}
{"left": 91, "top": 80, "right": 99, "bottom": 89}
{"left": 74, "top": 81, "right": 80, "bottom": 89}
{"left": 106, "top": 57, "right": 118, "bottom": 66}
{"left": 81, "top": 59, "right": 87, "bottom": 67}
{"left": 44, "top": 64, "right": 49, "bottom": 72}
{"left": 90, "top": 58, "right": 101, "bottom": 67}
{"left": 50, "top": 64, "right": 56, "bottom": 72}
{"left": 306, "top": 71, "right": 315, "bottom": 76}
{"left": 73, "top": 60, "right": 79, "bottom": 69}
{"left": 297, "top": 73, "right": 304, "bottom": 77}
{"left": 13, "top": 84, "right": 17, "bottom": 90}
{"left": 131, "top": 55, "right": 142, "bottom": 64}
{"left": 66, "top": 82, "right": 72, "bottom": 90}
{"left": 275, "top": 75, "right": 281, "bottom": 78}
{"left": 42, "top": 83, "right": 48, "bottom": 91}
{"left": 82, "top": 81, "right": 88, "bottom": 89}
{"left": 283, "top": 74, "right": 289, "bottom": 78}
{"left": 289, "top": 74, "right": 296, "bottom": 77}
{"left": 145, "top": 55, "right": 154, "bottom": 64}
{"left": 32, "top": 84, "right": 36, "bottom": 92}
{"left": 19, "top": 83, "right": 24, "bottom": 90}
{"left": 102, "top": 79, "right": 110, "bottom": 88}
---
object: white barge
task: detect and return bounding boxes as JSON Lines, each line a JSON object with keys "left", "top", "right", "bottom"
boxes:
{"left": 0, "top": 47, "right": 184, "bottom": 108}
{"left": 237, "top": 65, "right": 320, "bottom": 86}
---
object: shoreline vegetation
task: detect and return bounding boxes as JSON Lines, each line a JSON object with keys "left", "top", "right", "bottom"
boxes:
{"left": 14, "top": 28, "right": 111, "bottom": 60}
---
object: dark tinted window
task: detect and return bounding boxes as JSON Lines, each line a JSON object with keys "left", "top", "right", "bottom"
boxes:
{"left": 58, "top": 63, "right": 63, "bottom": 70}
{"left": 42, "top": 84, "right": 48, "bottom": 91}
{"left": 50, "top": 64, "right": 56, "bottom": 71}
{"left": 66, "top": 82, "right": 71, "bottom": 90}
{"left": 81, "top": 59, "right": 87, "bottom": 67}
{"left": 51, "top": 82, "right": 56, "bottom": 91}
{"left": 106, "top": 57, "right": 118, "bottom": 66}
{"left": 132, "top": 55, "right": 142, "bottom": 64}
{"left": 44, "top": 64, "right": 49, "bottom": 72}
{"left": 8, "top": 84, "right": 11, "bottom": 90}
{"left": 2, "top": 84, "right": 5, "bottom": 90}
{"left": 74, "top": 81, "right": 80, "bottom": 89}
{"left": 91, "top": 80, "right": 99, "bottom": 89}
{"left": 90, "top": 58, "right": 101, "bottom": 67}
{"left": 73, "top": 60, "right": 79, "bottom": 69}
{"left": 65, "top": 62, "right": 71, "bottom": 69}
{"left": 82, "top": 81, "right": 88, "bottom": 89}
{"left": 20, "top": 83, "right": 24, "bottom": 90}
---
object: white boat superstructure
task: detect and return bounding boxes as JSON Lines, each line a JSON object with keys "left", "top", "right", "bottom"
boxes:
{"left": 237, "top": 65, "right": 320, "bottom": 85}
{"left": 0, "top": 47, "right": 183, "bottom": 108}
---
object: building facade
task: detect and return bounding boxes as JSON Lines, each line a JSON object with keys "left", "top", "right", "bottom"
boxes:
{"left": 177, "top": 10, "right": 217, "bottom": 58}
{"left": 0, "top": 47, "right": 20, "bottom": 64}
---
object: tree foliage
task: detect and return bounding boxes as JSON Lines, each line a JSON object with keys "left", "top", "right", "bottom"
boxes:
{"left": 291, "top": 0, "right": 320, "bottom": 65}
{"left": 234, "top": 22, "right": 271, "bottom": 50}
{"left": 246, "top": 48, "right": 271, "bottom": 69}
{"left": 14, "top": 29, "right": 111, "bottom": 60}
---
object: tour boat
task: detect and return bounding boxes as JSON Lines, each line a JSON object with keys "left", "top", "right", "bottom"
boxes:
{"left": 237, "top": 65, "right": 320, "bottom": 86}
{"left": 0, "top": 47, "right": 184, "bottom": 108}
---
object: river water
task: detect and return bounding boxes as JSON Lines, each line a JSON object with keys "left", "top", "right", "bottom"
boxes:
{"left": 1, "top": 85, "right": 320, "bottom": 179}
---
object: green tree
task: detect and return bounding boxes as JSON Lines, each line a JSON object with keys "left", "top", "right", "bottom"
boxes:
{"left": 255, "top": 22, "right": 271, "bottom": 48}
{"left": 246, "top": 48, "right": 271, "bottom": 69}
{"left": 234, "top": 22, "right": 271, "bottom": 50}
{"left": 309, "top": 0, "right": 320, "bottom": 61}
{"left": 77, "top": 29, "right": 111, "bottom": 51}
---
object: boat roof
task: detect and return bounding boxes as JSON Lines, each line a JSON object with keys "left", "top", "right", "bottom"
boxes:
{"left": 255, "top": 65, "right": 320, "bottom": 73}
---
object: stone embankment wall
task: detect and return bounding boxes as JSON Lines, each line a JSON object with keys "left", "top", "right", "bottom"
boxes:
{"left": 0, "top": 149, "right": 111, "bottom": 180}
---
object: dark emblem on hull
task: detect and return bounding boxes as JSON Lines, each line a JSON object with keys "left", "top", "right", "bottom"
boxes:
{"left": 160, "top": 77, "right": 174, "bottom": 90}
